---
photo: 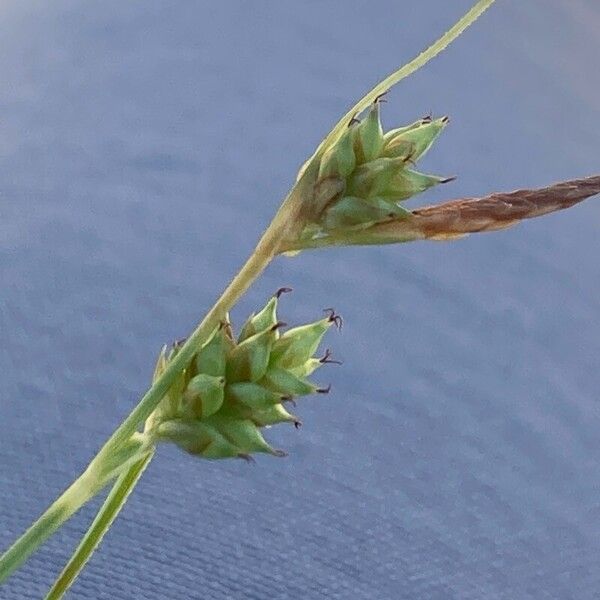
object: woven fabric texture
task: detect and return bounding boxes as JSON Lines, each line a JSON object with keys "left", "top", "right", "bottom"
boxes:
{"left": 1, "top": 1, "right": 599, "bottom": 598}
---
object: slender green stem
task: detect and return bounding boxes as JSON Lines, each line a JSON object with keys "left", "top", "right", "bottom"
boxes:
{"left": 0, "top": 471, "right": 103, "bottom": 582}
{"left": 1, "top": 0, "right": 497, "bottom": 590}
{"left": 45, "top": 452, "right": 154, "bottom": 600}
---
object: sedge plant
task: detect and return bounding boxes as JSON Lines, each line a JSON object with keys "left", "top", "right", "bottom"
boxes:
{"left": 2, "top": 1, "right": 599, "bottom": 597}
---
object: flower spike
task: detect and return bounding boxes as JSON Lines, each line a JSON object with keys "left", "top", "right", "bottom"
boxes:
{"left": 146, "top": 294, "right": 339, "bottom": 460}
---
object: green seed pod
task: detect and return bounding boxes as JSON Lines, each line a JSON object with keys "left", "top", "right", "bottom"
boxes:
{"left": 183, "top": 373, "right": 226, "bottom": 419}
{"left": 206, "top": 415, "right": 286, "bottom": 457}
{"left": 382, "top": 117, "right": 430, "bottom": 143}
{"left": 318, "top": 124, "right": 357, "bottom": 179}
{"left": 345, "top": 157, "right": 405, "bottom": 199}
{"left": 354, "top": 101, "right": 384, "bottom": 163}
{"left": 238, "top": 298, "right": 277, "bottom": 343}
{"left": 155, "top": 419, "right": 242, "bottom": 459}
{"left": 225, "top": 381, "right": 286, "bottom": 411}
{"left": 195, "top": 324, "right": 234, "bottom": 377}
{"left": 382, "top": 168, "right": 454, "bottom": 201}
{"left": 226, "top": 324, "right": 280, "bottom": 383}
{"left": 250, "top": 403, "right": 300, "bottom": 428}
{"left": 270, "top": 313, "right": 340, "bottom": 369}
{"left": 216, "top": 395, "right": 296, "bottom": 430}
{"left": 383, "top": 116, "right": 448, "bottom": 162}
{"left": 238, "top": 289, "right": 290, "bottom": 343}
{"left": 289, "top": 357, "right": 322, "bottom": 378}
{"left": 260, "top": 366, "right": 319, "bottom": 397}
{"left": 322, "top": 195, "right": 411, "bottom": 231}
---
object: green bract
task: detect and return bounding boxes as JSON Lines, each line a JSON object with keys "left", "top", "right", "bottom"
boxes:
{"left": 146, "top": 293, "right": 340, "bottom": 459}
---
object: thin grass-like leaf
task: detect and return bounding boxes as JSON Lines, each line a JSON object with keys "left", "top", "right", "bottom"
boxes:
{"left": 45, "top": 452, "right": 154, "bottom": 600}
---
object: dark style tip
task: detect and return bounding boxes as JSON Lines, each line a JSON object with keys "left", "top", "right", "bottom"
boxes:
{"left": 275, "top": 287, "right": 293, "bottom": 298}
{"left": 281, "top": 395, "right": 296, "bottom": 407}
{"left": 374, "top": 91, "right": 389, "bottom": 104}
{"left": 171, "top": 337, "right": 187, "bottom": 349}
{"left": 319, "top": 348, "right": 342, "bottom": 365}
{"left": 323, "top": 308, "right": 343, "bottom": 329}
{"left": 440, "top": 176, "right": 457, "bottom": 184}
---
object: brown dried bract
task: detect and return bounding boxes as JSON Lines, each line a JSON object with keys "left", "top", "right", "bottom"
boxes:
{"left": 410, "top": 175, "right": 600, "bottom": 239}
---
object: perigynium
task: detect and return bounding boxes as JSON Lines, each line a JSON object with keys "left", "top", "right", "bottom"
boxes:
{"left": 1, "top": 1, "right": 599, "bottom": 598}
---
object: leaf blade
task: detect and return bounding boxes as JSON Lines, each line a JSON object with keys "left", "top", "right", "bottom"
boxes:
{"left": 45, "top": 451, "right": 154, "bottom": 600}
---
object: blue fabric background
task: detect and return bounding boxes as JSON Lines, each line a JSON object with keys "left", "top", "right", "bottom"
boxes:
{"left": 1, "top": 1, "right": 599, "bottom": 598}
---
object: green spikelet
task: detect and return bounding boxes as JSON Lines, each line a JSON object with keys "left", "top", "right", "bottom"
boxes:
{"left": 270, "top": 316, "right": 335, "bottom": 369}
{"left": 383, "top": 116, "right": 448, "bottom": 162}
{"left": 381, "top": 168, "right": 455, "bottom": 201}
{"left": 382, "top": 117, "right": 430, "bottom": 143}
{"left": 206, "top": 415, "right": 285, "bottom": 457}
{"left": 345, "top": 157, "right": 405, "bottom": 199}
{"left": 155, "top": 420, "right": 242, "bottom": 459}
{"left": 225, "top": 382, "right": 286, "bottom": 410}
{"left": 217, "top": 399, "right": 300, "bottom": 428}
{"left": 195, "top": 323, "right": 234, "bottom": 377}
{"left": 238, "top": 298, "right": 277, "bottom": 343}
{"left": 296, "top": 103, "right": 451, "bottom": 243}
{"left": 322, "top": 195, "right": 411, "bottom": 231}
{"left": 226, "top": 323, "right": 280, "bottom": 383}
{"left": 289, "top": 357, "right": 322, "bottom": 378}
{"left": 353, "top": 101, "right": 384, "bottom": 163}
{"left": 183, "top": 373, "right": 225, "bottom": 419}
{"left": 290, "top": 349, "right": 341, "bottom": 378}
{"left": 148, "top": 296, "right": 338, "bottom": 460}
{"left": 260, "top": 366, "right": 319, "bottom": 397}
{"left": 238, "top": 288, "right": 291, "bottom": 342}
{"left": 318, "top": 124, "right": 357, "bottom": 179}
{"left": 250, "top": 403, "right": 301, "bottom": 428}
